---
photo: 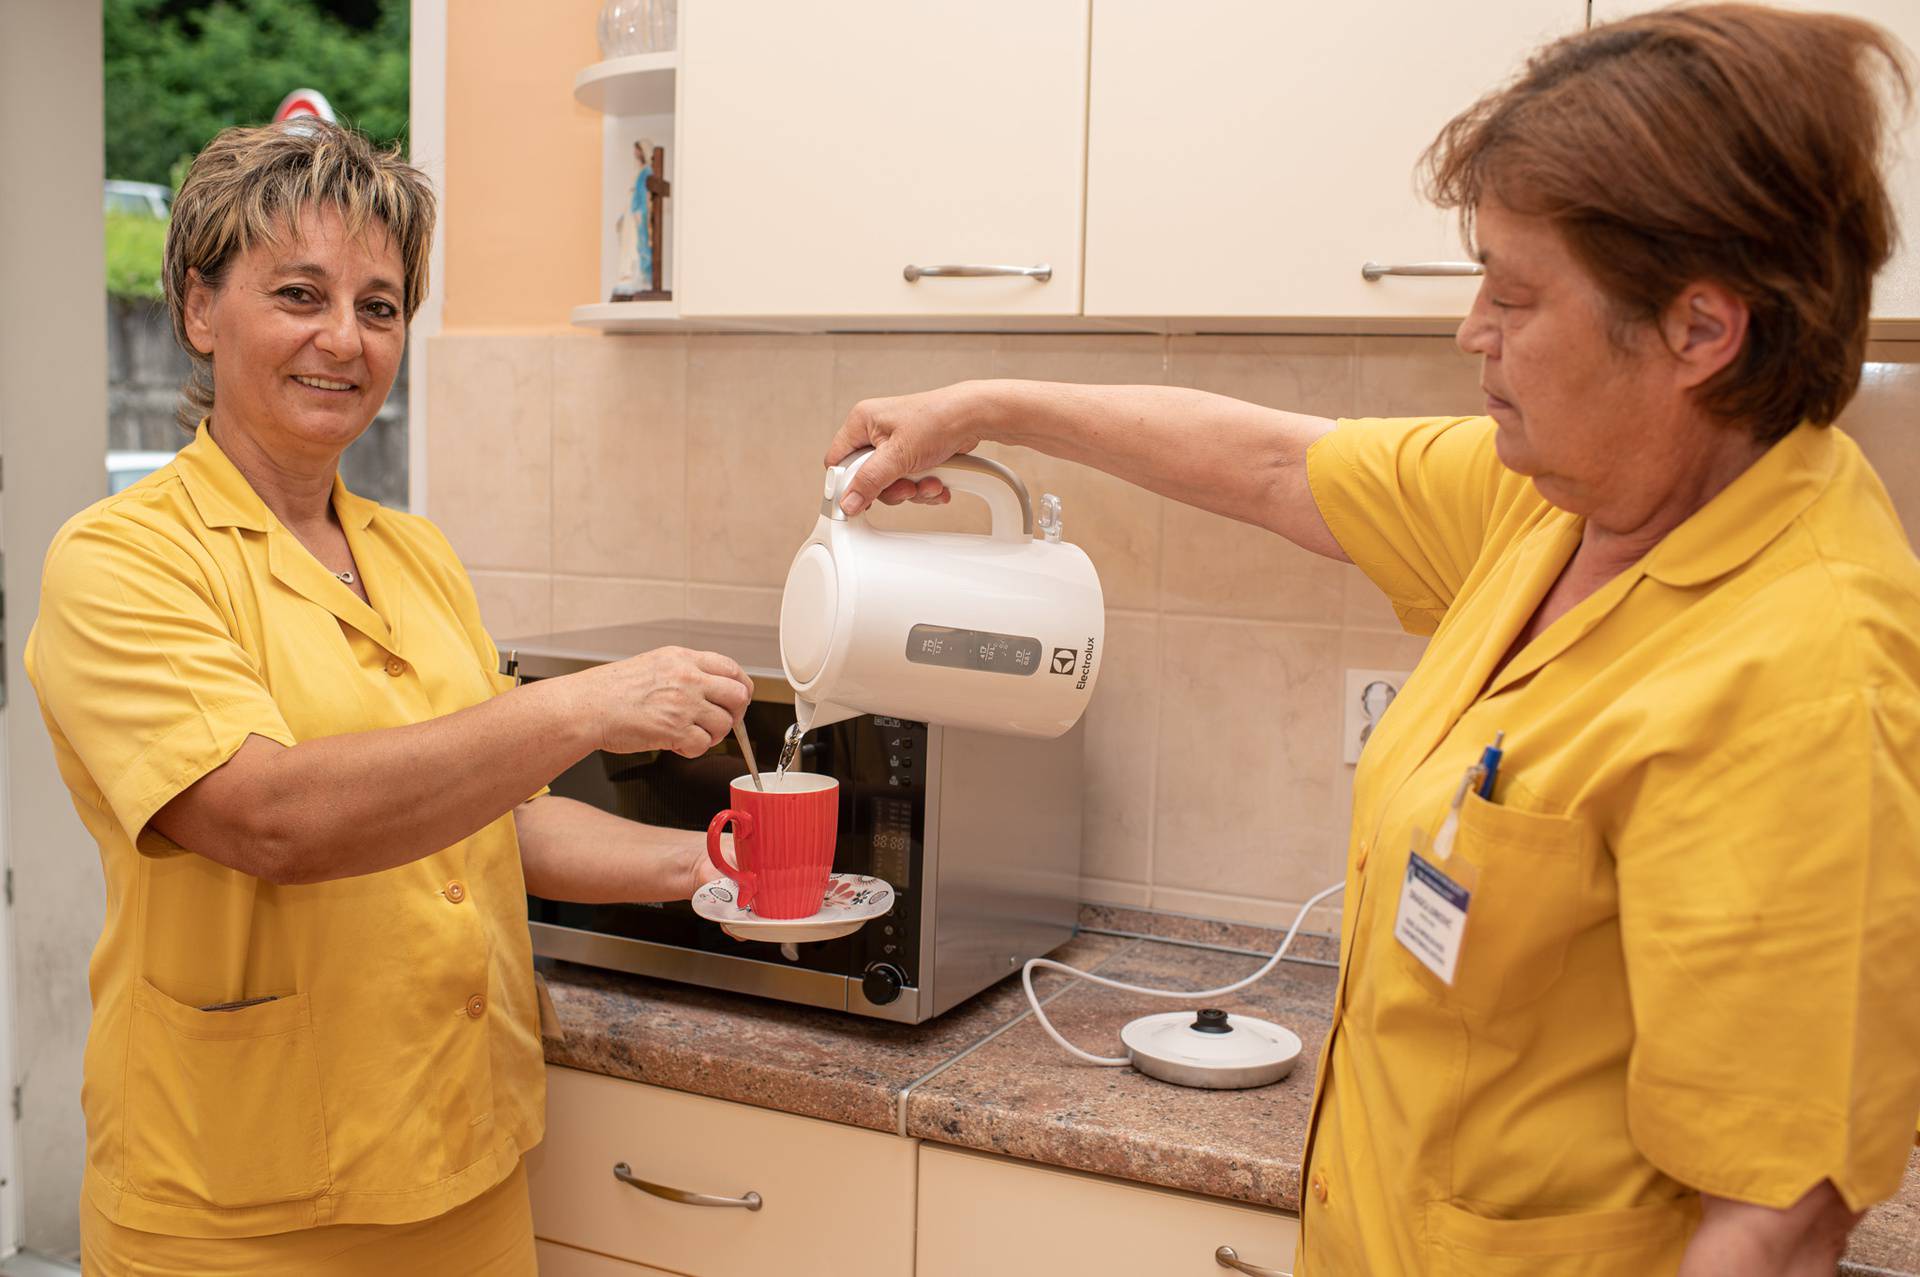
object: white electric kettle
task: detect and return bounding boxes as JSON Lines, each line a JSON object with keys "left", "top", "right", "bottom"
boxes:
{"left": 779, "top": 448, "right": 1104, "bottom": 739}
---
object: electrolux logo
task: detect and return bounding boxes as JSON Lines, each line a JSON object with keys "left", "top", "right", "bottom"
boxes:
{"left": 1051, "top": 648, "right": 1077, "bottom": 675}
{"left": 1075, "top": 637, "right": 1096, "bottom": 690}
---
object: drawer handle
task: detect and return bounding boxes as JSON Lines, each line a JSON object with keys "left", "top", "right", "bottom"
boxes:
{"left": 1360, "top": 260, "right": 1483, "bottom": 281}
{"left": 612, "top": 1161, "right": 763, "bottom": 1211}
{"left": 903, "top": 262, "right": 1053, "bottom": 282}
{"left": 1216, "top": 1244, "right": 1288, "bottom": 1276}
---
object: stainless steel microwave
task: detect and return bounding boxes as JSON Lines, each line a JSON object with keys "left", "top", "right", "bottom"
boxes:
{"left": 498, "top": 621, "right": 1083, "bottom": 1024}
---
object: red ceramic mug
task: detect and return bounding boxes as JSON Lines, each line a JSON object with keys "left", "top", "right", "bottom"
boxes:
{"left": 705, "top": 772, "right": 840, "bottom": 919}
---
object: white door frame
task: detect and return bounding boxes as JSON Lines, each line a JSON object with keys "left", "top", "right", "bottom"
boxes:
{"left": 0, "top": 0, "right": 113, "bottom": 1259}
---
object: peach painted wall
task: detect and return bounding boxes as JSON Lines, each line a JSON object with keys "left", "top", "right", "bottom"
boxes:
{"left": 441, "top": 0, "right": 602, "bottom": 330}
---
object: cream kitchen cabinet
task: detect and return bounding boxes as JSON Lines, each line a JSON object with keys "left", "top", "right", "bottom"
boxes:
{"left": 917, "top": 1144, "right": 1299, "bottom": 1276}
{"left": 1082, "top": 0, "right": 1587, "bottom": 325}
{"left": 1591, "top": 0, "right": 1920, "bottom": 327}
{"left": 526, "top": 1066, "right": 916, "bottom": 1277}
{"left": 673, "top": 0, "right": 1090, "bottom": 321}
{"left": 533, "top": 1239, "right": 681, "bottom": 1277}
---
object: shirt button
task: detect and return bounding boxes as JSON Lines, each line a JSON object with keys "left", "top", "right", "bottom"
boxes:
{"left": 443, "top": 881, "right": 467, "bottom": 904}
{"left": 384, "top": 656, "right": 407, "bottom": 677}
{"left": 1311, "top": 1171, "right": 1329, "bottom": 1204}
{"left": 465, "top": 994, "right": 486, "bottom": 1019}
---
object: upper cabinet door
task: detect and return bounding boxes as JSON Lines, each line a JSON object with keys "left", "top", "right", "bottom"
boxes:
{"left": 1083, "top": 0, "right": 1586, "bottom": 322}
{"left": 1593, "top": 0, "right": 1920, "bottom": 322}
{"left": 676, "top": 1, "right": 1090, "bottom": 319}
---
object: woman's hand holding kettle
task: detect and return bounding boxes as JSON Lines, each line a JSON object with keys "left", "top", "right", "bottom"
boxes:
{"left": 826, "top": 382, "right": 995, "bottom": 515}
{"left": 568, "top": 646, "right": 754, "bottom": 759}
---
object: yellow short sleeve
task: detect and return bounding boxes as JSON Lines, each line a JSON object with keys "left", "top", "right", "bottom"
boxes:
{"left": 1305, "top": 416, "right": 1515, "bottom": 635}
{"left": 1614, "top": 689, "right": 1920, "bottom": 1211}
{"left": 25, "top": 517, "right": 297, "bottom": 850}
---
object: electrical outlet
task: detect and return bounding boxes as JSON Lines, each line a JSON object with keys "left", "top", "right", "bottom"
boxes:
{"left": 1344, "top": 669, "right": 1412, "bottom": 764}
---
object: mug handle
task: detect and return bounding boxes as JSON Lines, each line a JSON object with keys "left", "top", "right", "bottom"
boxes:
{"left": 706, "top": 809, "right": 756, "bottom": 905}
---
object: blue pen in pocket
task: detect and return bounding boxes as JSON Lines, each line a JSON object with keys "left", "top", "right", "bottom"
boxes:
{"left": 1475, "top": 730, "right": 1506, "bottom": 802}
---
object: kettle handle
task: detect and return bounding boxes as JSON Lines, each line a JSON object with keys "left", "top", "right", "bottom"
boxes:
{"left": 826, "top": 449, "right": 1033, "bottom": 541}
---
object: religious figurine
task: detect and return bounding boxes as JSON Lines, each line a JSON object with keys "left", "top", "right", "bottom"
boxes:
{"left": 612, "top": 138, "right": 671, "bottom": 301}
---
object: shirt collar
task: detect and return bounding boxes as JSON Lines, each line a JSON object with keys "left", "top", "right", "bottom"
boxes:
{"left": 1639, "top": 421, "right": 1835, "bottom": 589}
{"left": 173, "top": 421, "right": 269, "bottom": 532}
{"left": 174, "top": 419, "right": 380, "bottom": 533}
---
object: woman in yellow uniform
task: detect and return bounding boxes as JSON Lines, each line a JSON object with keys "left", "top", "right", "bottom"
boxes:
{"left": 27, "top": 122, "right": 755, "bottom": 1273}
{"left": 825, "top": 7, "right": 1920, "bottom": 1274}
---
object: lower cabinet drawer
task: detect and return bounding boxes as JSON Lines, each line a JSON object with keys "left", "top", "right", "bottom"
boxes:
{"left": 527, "top": 1066, "right": 916, "bottom": 1277}
{"left": 916, "top": 1144, "right": 1298, "bottom": 1277}
{"left": 533, "top": 1239, "right": 680, "bottom": 1276}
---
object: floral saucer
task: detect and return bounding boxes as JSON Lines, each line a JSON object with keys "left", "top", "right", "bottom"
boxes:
{"left": 691, "top": 873, "right": 895, "bottom": 944}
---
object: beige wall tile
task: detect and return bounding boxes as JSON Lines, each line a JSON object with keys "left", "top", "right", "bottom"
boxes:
{"left": 992, "top": 443, "right": 1164, "bottom": 610}
{"left": 1161, "top": 508, "right": 1347, "bottom": 622}
{"left": 993, "top": 334, "right": 1169, "bottom": 387}
{"left": 1340, "top": 627, "right": 1430, "bottom": 677}
{"left": 1342, "top": 563, "right": 1407, "bottom": 630}
{"left": 551, "top": 576, "right": 685, "bottom": 631}
{"left": 1081, "top": 877, "right": 1152, "bottom": 909}
{"left": 1156, "top": 338, "right": 1355, "bottom": 622}
{"left": 1080, "top": 613, "right": 1158, "bottom": 889}
{"left": 831, "top": 334, "right": 1003, "bottom": 537}
{"left": 552, "top": 334, "right": 688, "bottom": 579}
{"left": 685, "top": 335, "right": 837, "bottom": 586}
{"left": 471, "top": 570, "right": 553, "bottom": 641}
{"left": 1153, "top": 618, "right": 1343, "bottom": 905}
{"left": 427, "top": 334, "right": 552, "bottom": 571}
{"left": 1149, "top": 885, "right": 1343, "bottom": 933}
{"left": 1353, "top": 335, "right": 1484, "bottom": 418}
{"left": 1840, "top": 343, "right": 1920, "bottom": 537}
{"left": 687, "top": 583, "right": 784, "bottom": 627}
{"left": 1167, "top": 335, "right": 1354, "bottom": 412}
{"left": 988, "top": 336, "right": 1173, "bottom": 611}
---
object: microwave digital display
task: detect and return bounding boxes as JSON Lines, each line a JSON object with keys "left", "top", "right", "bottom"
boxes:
{"left": 869, "top": 794, "right": 914, "bottom": 889}
{"left": 906, "top": 624, "right": 1042, "bottom": 676}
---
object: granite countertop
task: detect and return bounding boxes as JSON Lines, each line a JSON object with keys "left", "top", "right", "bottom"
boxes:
{"left": 538, "top": 903, "right": 1918, "bottom": 1274}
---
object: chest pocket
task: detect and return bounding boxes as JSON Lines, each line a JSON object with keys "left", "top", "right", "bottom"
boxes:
{"left": 1388, "top": 792, "right": 1599, "bottom": 1018}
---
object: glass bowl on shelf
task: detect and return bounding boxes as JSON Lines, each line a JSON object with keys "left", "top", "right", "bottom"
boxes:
{"left": 597, "top": 0, "right": 677, "bottom": 57}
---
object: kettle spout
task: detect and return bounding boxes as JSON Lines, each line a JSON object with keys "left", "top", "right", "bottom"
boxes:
{"left": 793, "top": 697, "right": 860, "bottom": 738}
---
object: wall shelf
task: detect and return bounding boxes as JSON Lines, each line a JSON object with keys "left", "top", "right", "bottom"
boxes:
{"left": 572, "top": 53, "right": 678, "bottom": 116}
{"left": 571, "top": 300, "right": 682, "bottom": 331}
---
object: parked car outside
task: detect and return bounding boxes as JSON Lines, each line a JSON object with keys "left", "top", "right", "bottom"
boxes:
{"left": 106, "top": 450, "right": 177, "bottom": 493}
{"left": 104, "top": 179, "right": 171, "bottom": 220}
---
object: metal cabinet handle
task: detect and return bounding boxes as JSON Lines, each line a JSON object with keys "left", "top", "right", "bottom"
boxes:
{"left": 1361, "top": 260, "right": 1483, "bottom": 281}
{"left": 903, "top": 262, "right": 1052, "bottom": 282}
{"left": 611, "top": 1161, "right": 763, "bottom": 1211}
{"left": 1216, "top": 1245, "right": 1288, "bottom": 1275}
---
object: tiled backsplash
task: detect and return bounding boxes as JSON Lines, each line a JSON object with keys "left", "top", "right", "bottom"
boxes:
{"left": 427, "top": 331, "right": 1920, "bottom": 927}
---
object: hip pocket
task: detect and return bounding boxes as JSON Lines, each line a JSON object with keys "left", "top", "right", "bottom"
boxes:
{"left": 1392, "top": 793, "right": 1594, "bottom": 1017}
{"left": 126, "top": 978, "right": 330, "bottom": 1208}
{"left": 1427, "top": 1195, "right": 1697, "bottom": 1276}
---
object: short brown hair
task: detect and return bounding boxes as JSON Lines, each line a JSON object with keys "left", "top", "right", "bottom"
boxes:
{"left": 1424, "top": 3, "right": 1911, "bottom": 443}
{"left": 162, "top": 120, "right": 436, "bottom": 431}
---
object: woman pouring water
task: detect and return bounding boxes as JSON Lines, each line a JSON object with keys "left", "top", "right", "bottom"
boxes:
{"left": 26, "top": 121, "right": 752, "bottom": 1273}
{"left": 826, "top": 8, "right": 1920, "bottom": 1274}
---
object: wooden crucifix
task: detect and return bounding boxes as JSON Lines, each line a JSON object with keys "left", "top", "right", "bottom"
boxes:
{"left": 634, "top": 143, "right": 671, "bottom": 300}
{"left": 613, "top": 141, "right": 672, "bottom": 302}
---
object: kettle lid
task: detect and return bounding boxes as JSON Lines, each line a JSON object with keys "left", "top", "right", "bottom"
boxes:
{"left": 779, "top": 543, "right": 839, "bottom": 685}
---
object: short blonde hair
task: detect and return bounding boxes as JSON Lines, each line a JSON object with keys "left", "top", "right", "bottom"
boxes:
{"left": 162, "top": 120, "right": 437, "bottom": 430}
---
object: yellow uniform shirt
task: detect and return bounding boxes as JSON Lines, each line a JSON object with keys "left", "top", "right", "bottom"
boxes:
{"left": 1299, "top": 416, "right": 1920, "bottom": 1276}
{"left": 25, "top": 424, "right": 545, "bottom": 1238}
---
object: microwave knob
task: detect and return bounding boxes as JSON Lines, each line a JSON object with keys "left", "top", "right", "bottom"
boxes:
{"left": 861, "top": 962, "right": 906, "bottom": 1006}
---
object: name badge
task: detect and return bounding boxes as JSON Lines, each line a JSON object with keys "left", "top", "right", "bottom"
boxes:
{"left": 1394, "top": 851, "right": 1471, "bottom": 985}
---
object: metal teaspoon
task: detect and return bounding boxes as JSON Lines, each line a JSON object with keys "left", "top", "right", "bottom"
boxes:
{"left": 733, "top": 720, "right": 766, "bottom": 792}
